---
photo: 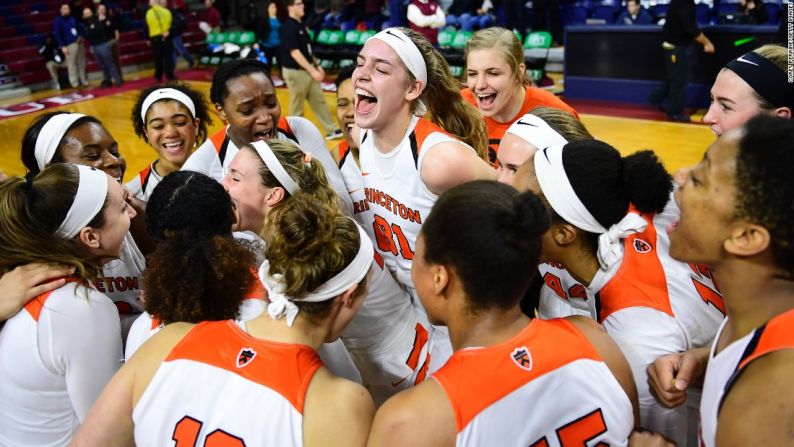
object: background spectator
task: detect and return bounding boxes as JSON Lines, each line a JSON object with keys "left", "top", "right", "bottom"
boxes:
{"left": 738, "top": 0, "right": 768, "bottom": 23}
{"left": 83, "top": 6, "right": 124, "bottom": 87}
{"left": 39, "top": 33, "right": 67, "bottom": 90}
{"left": 447, "top": 0, "right": 494, "bottom": 31}
{"left": 618, "top": 0, "right": 653, "bottom": 24}
{"left": 53, "top": 3, "right": 89, "bottom": 88}
{"left": 97, "top": 4, "right": 125, "bottom": 84}
{"left": 532, "top": 0, "right": 562, "bottom": 44}
{"left": 145, "top": 0, "right": 176, "bottom": 82}
{"left": 170, "top": 0, "right": 196, "bottom": 68}
{"left": 258, "top": 1, "right": 282, "bottom": 69}
{"left": 199, "top": 0, "right": 222, "bottom": 34}
{"left": 407, "top": 0, "right": 445, "bottom": 45}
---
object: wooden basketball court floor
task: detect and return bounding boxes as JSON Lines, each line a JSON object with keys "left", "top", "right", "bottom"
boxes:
{"left": 0, "top": 69, "right": 715, "bottom": 183}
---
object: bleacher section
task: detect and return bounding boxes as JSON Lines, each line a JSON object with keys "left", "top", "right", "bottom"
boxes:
{"left": 560, "top": 0, "right": 783, "bottom": 25}
{"left": 0, "top": 0, "right": 206, "bottom": 90}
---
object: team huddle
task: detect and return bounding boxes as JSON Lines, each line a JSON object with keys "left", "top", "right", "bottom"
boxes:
{"left": 0, "top": 26, "right": 792, "bottom": 447}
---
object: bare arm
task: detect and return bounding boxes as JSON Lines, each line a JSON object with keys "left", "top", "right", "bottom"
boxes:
{"left": 716, "top": 350, "right": 794, "bottom": 446}
{"left": 367, "top": 379, "right": 456, "bottom": 447}
{"left": 420, "top": 141, "right": 496, "bottom": 196}
{"left": 303, "top": 368, "right": 375, "bottom": 446}
{"left": 290, "top": 49, "right": 324, "bottom": 82}
{"left": 695, "top": 33, "right": 714, "bottom": 53}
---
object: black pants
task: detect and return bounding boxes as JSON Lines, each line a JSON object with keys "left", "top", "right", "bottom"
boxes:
{"left": 151, "top": 35, "right": 175, "bottom": 81}
{"left": 503, "top": 0, "right": 525, "bottom": 33}
{"left": 532, "top": 0, "right": 563, "bottom": 43}
{"left": 650, "top": 45, "right": 691, "bottom": 116}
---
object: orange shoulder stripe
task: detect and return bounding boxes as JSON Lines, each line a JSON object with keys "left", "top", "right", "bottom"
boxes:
{"left": 209, "top": 128, "right": 228, "bottom": 155}
{"left": 278, "top": 116, "right": 293, "bottom": 135}
{"left": 138, "top": 165, "right": 152, "bottom": 185}
{"left": 412, "top": 118, "right": 452, "bottom": 157}
{"left": 598, "top": 211, "right": 673, "bottom": 321}
{"left": 165, "top": 321, "right": 323, "bottom": 413}
{"left": 338, "top": 140, "right": 350, "bottom": 162}
{"left": 738, "top": 309, "right": 794, "bottom": 370}
{"left": 433, "top": 319, "right": 601, "bottom": 431}
{"left": 24, "top": 278, "right": 79, "bottom": 322}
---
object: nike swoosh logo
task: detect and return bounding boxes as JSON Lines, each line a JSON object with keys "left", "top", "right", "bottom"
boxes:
{"left": 348, "top": 189, "right": 360, "bottom": 194}
{"left": 361, "top": 172, "right": 371, "bottom": 176}
{"left": 391, "top": 376, "right": 408, "bottom": 387}
{"left": 736, "top": 56, "right": 759, "bottom": 66}
{"left": 515, "top": 119, "right": 538, "bottom": 127}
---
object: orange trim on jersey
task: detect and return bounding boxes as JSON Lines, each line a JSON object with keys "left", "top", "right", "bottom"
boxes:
{"left": 245, "top": 268, "right": 267, "bottom": 300}
{"left": 278, "top": 116, "right": 293, "bottom": 136}
{"left": 412, "top": 118, "right": 452, "bottom": 157}
{"left": 151, "top": 316, "right": 161, "bottom": 330}
{"left": 432, "top": 319, "right": 601, "bottom": 431}
{"left": 373, "top": 251, "right": 385, "bottom": 269}
{"left": 165, "top": 320, "right": 323, "bottom": 413}
{"left": 24, "top": 278, "right": 79, "bottom": 322}
{"left": 338, "top": 140, "right": 350, "bottom": 161}
{"left": 737, "top": 309, "right": 794, "bottom": 370}
{"left": 138, "top": 165, "right": 152, "bottom": 186}
{"left": 209, "top": 128, "right": 228, "bottom": 155}
{"left": 598, "top": 210, "right": 674, "bottom": 321}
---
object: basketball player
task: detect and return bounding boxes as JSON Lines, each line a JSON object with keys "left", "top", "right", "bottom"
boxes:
{"left": 20, "top": 112, "right": 148, "bottom": 332}
{"left": 648, "top": 116, "right": 794, "bottom": 446}
{"left": 123, "top": 171, "right": 266, "bottom": 360}
{"left": 127, "top": 84, "right": 212, "bottom": 201}
{"left": 335, "top": 64, "right": 357, "bottom": 162}
{"left": 368, "top": 181, "right": 639, "bottom": 446}
{"left": 223, "top": 140, "right": 433, "bottom": 404}
{"left": 464, "top": 27, "right": 578, "bottom": 163}
{"left": 0, "top": 263, "right": 76, "bottom": 320}
{"left": 179, "top": 59, "right": 353, "bottom": 214}
{"left": 72, "top": 193, "right": 374, "bottom": 446}
{"left": 0, "top": 164, "right": 130, "bottom": 445}
{"left": 703, "top": 45, "right": 791, "bottom": 137}
{"left": 513, "top": 140, "right": 725, "bottom": 445}
{"left": 352, "top": 27, "right": 495, "bottom": 371}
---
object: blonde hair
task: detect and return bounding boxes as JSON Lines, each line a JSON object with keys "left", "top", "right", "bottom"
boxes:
{"left": 242, "top": 139, "right": 339, "bottom": 210}
{"left": 263, "top": 192, "right": 364, "bottom": 319}
{"left": 0, "top": 164, "right": 107, "bottom": 283}
{"left": 529, "top": 106, "right": 593, "bottom": 141}
{"left": 396, "top": 27, "right": 489, "bottom": 160}
{"left": 465, "top": 27, "right": 531, "bottom": 86}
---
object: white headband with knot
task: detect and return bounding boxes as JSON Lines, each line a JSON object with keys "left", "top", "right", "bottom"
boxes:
{"left": 56, "top": 164, "right": 110, "bottom": 239}
{"left": 534, "top": 145, "right": 647, "bottom": 270}
{"left": 35, "top": 113, "right": 86, "bottom": 171}
{"left": 505, "top": 114, "right": 568, "bottom": 150}
{"left": 140, "top": 88, "right": 197, "bottom": 122}
{"left": 259, "top": 222, "right": 374, "bottom": 327}
{"left": 370, "top": 28, "right": 428, "bottom": 115}
{"left": 250, "top": 141, "right": 301, "bottom": 195}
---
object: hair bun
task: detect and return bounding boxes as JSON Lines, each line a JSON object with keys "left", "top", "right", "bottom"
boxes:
{"left": 513, "top": 191, "right": 551, "bottom": 238}
{"left": 622, "top": 150, "right": 672, "bottom": 214}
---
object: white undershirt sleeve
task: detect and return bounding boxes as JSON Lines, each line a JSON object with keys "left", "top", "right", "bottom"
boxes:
{"left": 38, "top": 286, "right": 123, "bottom": 421}
{"left": 407, "top": 4, "right": 438, "bottom": 27}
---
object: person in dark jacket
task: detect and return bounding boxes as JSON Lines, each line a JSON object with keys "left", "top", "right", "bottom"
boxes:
{"left": 618, "top": 0, "right": 654, "bottom": 25}
{"left": 171, "top": 0, "right": 196, "bottom": 68}
{"left": 53, "top": 3, "right": 88, "bottom": 88}
{"left": 39, "top": 33, "right": 67, "bottom": 90}
{"left": 83, "top": 6, "right": 124, "bottom": 87}
{"left": 648, "top": 0, "right": 714, "bottom": 122}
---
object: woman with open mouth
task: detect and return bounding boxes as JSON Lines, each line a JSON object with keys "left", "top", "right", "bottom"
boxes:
{"left": 180, "top": 59, "right": 352, "bottom": 214}
{"left": 127, "top": 83, "right": 212, "bottom": 201}
{"left": 351, "top": 27, "right": 495, "bottom": 373}
{"left": 19, "top": 111, "right": 149, "bottom": 337}
{"left": 463, "top": 27, "right": 578, "bottom": 164}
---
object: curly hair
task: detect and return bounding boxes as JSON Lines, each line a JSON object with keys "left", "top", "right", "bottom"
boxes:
{"left": 131, "top": 82, "right": 213, "bottom": 147}
{"left": 263, "top": 192, "right": 365, "bottom": 321}
{"left": 0, "top": 164, "right": 107, "bottom": 283}
{"left": 395, "top": 27, "right": 489, "bottom": 160}
{"left": 143, "top": 171, "right": 254, "bottom": 324}
{"left": 20, "top": 112, "right": 104, "bottom": 174}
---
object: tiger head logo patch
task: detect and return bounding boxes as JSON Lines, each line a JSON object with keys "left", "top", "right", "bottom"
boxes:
{"left": 510, "top": 347, "right": 533, "bottom": 371}
{"left": 633, "top": 239, "right": 652, "bottom": 254}
{"left": 236, "top": 347, "right": 257, "bottom": 368}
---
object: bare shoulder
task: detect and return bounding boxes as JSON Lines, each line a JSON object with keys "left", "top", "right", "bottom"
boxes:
{"left": 128, "top": 322, "right": 195, "bottom": 404}
{"left": 420, "top": 140, "right": 495, "bottom": 195}
{"left": 368, "top": 378, "right": 456, "bottom": 447}
{"left": 303, "top": 368, "right": 375, "bottom": 447}
{"left": 717, "top": 349, "right": 794, "bottom": 446}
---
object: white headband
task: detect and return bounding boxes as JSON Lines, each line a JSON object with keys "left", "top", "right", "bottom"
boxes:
{"left": 370, "top": 28, "right": 428, "bottom": 115}
{"left": 505, "top": 114, "right": 568, "bottom": 149}
{"left": 534, "top": 145, "right": 647, "bottom": 270}
{"left": 250, "top": 141, "right": 301, "bottom": 195}
{"left": 56, "top": 164, "right": 110, "bottom": 239}
{"left": 260, "top": 222, "right": 374, "bottom": 327}
{"left": 35, "top": 113, "right": 86, "bottom": 172}
{"left": 140, "top": 88, "right": 197, "bottom": 122}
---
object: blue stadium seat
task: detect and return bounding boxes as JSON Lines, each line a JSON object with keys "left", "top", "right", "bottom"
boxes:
{"left": 765, "top": 2, "right": 781, "bottom": 24}
{"left": 695, "top": 3, "right": 710, "bottom": 24}
{"left": 592, "top": 5, "right": 617, "bottom": 23}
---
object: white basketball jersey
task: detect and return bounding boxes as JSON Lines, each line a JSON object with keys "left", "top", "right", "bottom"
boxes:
{"left": 133, "top": 320, "right": 324, "bottom": 446}
{"left": 97, "top": 232, "right": 146, "bottom": 316}
{"left": 700, "top": 309, "right": 794, "bottom": 447}
{"left": 125, "top": 162, "right": 163, "bottom": 202}
{"left": 358, "top": 115, "right": 461, "bottom": 290}
{"left": 433, "top": 319, "right": 634, "bottom": 446}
